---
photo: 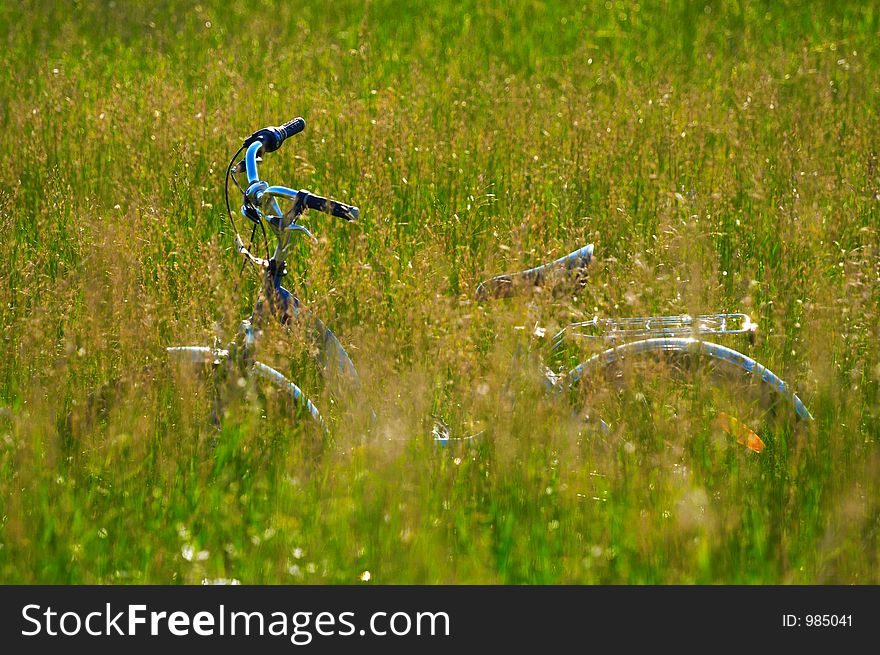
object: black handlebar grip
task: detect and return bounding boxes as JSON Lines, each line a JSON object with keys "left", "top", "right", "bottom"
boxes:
{"left": 305, "top": 192, "right": 360, "bottom": 221}
{"left": 279, "top": 117, "right": 306, "bottom": 140}
{"left": 330, "top": 200, "right": 359, "bottom": 221}
{"left": 243, "top": 117, "right": 306, "bottom": 153}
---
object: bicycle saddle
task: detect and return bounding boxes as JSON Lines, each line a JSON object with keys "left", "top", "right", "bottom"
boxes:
{"left": 475, "top": 243, "right": 594, "bottom": 301}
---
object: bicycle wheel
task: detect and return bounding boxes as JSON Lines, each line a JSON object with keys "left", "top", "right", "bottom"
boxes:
{"left": 565, "top": 338, "right": 811, "bottom": 454}
{"left": 166, "top": 346, "right": 327, "bottom": 434}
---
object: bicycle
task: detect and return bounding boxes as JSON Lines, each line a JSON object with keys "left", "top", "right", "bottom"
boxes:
{"left": 167, "top": 118, "right": 813, "bottom": 453}
{"left": 167, "top": 117, "right": 361, "bottom": 435}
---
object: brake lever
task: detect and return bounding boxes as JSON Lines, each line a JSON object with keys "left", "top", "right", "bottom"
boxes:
{"left": 287, "top": 223, "right": 318, "bottom": 245}
{"left": 262, "top": 211, "right": 318, "bottom": 246}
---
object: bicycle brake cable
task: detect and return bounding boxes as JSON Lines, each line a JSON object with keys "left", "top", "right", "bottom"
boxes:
{"left": 224, "top": 145, "right": 245, "bottom": 238}
{"left": 239, "top": 223, "right": 257, "bottom": 276}
{"left": 229, "top": 146, "right": 273, "bottom": 262}
{"left": 224, "top": 143, "right": 266, "bottom": 276}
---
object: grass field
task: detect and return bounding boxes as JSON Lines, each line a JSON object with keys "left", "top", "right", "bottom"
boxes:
{"left": 1, "top": 0, "right": 878, "bottom": 584}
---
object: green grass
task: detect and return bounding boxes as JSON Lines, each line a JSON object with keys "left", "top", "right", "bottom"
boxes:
{"left": 0, "top": 0, "right": 878, "bottom": 583}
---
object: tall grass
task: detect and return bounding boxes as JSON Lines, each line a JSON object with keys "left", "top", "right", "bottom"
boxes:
{"left": 0, "top": 0, "right": 877, "bottom": 583}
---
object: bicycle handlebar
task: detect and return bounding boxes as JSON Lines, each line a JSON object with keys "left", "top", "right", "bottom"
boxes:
{"left": 243, "top": 117, "right": 306, "bottom": 154}
{"left": 240, "top": 118, "right": 360, "bottom": 223}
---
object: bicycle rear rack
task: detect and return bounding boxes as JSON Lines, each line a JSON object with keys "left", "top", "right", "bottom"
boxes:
{"left": 551, "top": 313, "right": 757, "bottom": 353}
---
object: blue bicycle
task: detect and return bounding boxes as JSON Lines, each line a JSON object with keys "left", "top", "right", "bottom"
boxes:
{"left": 168, "top": 119, "right": 812, "bottom": 451}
